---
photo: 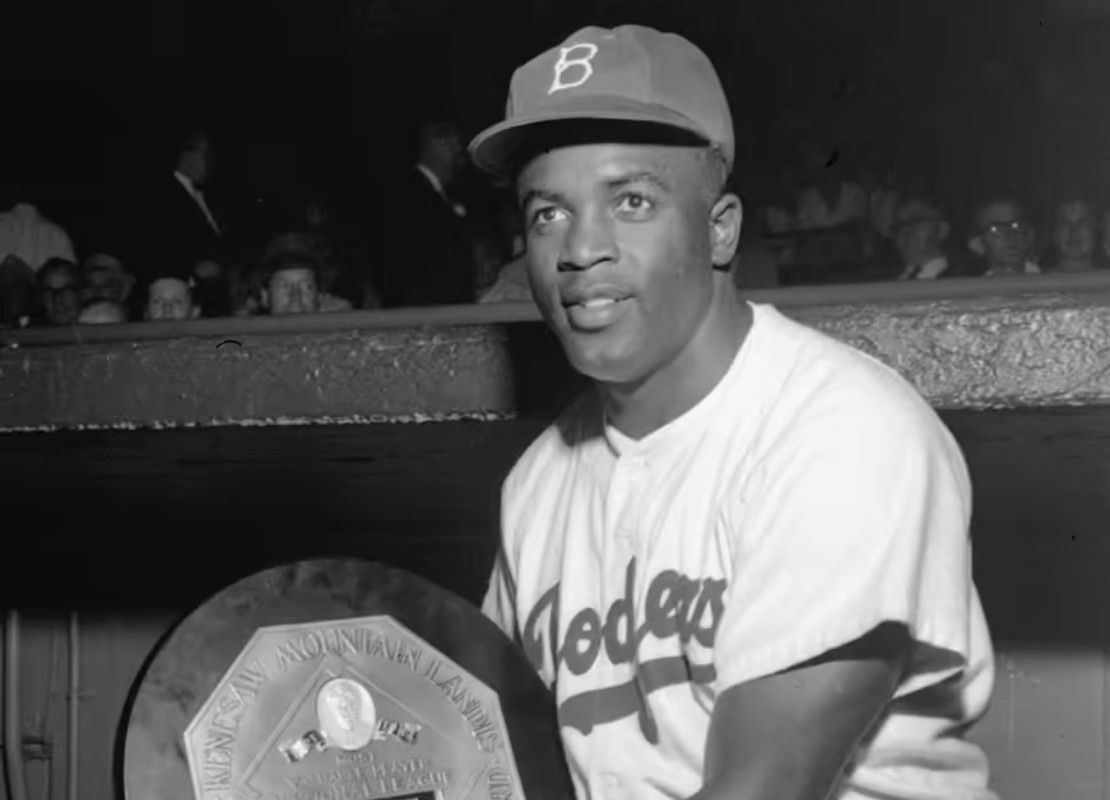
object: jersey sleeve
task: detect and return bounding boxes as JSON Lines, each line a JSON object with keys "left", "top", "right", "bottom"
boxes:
{"left": 481, "top": 541, "right": 518, "bottom": 640}
{"left": 713, "top": 400, "right": 976, "bottom": 698}
{"left": 481, "top": 481, "right": 520, "bottom": 641}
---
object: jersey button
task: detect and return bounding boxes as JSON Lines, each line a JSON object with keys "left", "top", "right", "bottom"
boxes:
{"left": 616, "top": 527, "right": 637, "bottom": 545}
{"left": 600, "top": 773, "right": 625, "bottom": 800}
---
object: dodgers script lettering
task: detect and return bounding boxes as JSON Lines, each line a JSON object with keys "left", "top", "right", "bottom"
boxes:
{"left": 522, "top": 557, "right": 726, "bottom": 743}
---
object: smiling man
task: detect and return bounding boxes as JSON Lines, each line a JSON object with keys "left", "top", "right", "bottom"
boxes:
{"left": 470, "top": 25, "right": 996, "bottom": 800}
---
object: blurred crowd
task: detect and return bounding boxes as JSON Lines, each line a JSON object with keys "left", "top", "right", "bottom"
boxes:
{"left": 2, "top": 130, "right": 1107, "bottom": 331}
{"left": 751, "top": 141, "right": 1110, "bottom": 287}
{"left": 0, "top": 122, "right": 521, "bottom": 329}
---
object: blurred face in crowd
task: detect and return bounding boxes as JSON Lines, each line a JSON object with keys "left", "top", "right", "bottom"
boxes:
{"left": 267, "top": 266, "right": 319, "bottom": 315}
{"left": 517, "top": 141, "right": 739, "bottom": 386}
{"left": 179, "top": 135, "right": 214, "bottom": 186}
{"left": 1053, "top": 200, "right": 1096, "bottom": 261}
{"left": 973, "top": 200, "right": 1033, "bottom": 272}
{"left": 893, "top": 200, "right": 949, "bottom": 268}
{"left": 146, "top": 277, "right": 197, "bottom": 321}
{"left": 81, "top": 265, "right": 128, "bottom": 304}
{"left": 39, "top": 261, "right": 81, "bottom": 325}
{"left": 422, "top": 125, "right": 467, "bottom": 186}
{"left": 78, "top": 300, "right": 127, "bottom": 324}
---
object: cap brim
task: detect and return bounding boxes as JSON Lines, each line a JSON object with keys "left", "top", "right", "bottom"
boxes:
{"left": 468, "top": 94, "right": 712, "bottom": 176}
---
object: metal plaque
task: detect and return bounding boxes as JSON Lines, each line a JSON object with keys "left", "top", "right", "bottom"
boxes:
{"left": 183, "top": 616, "right": 525, "bottom": 800}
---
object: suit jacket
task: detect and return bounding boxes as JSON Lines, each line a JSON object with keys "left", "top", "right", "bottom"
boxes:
{"left": 129, "top": 174, "right": 227, "bottom": 284}
{"left": 372, "top": 168, "right": 475, "bottom": 308}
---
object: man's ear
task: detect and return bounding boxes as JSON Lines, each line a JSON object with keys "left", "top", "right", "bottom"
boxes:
{"left": 710, "top": 193, "right": 743, "bottom": 267}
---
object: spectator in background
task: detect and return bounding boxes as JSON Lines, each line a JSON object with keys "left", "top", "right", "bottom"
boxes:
{"left": 793, "top": 141, "right": 869, "bottom": 232}
{"left": 1047, "top": 199, "right": 1104, "bottom": 272}
{"left": 77, "top": 298, "right": 127, "bottom": 324}
{"left": 230, "top": 263, "right": 270, "bottom": 317}
{"left": 374, "top": 121, "right": 475, "bottom": 308}
{"left": 479, "top": 253, "right": 530, "bottom": 304}
{"left": 145, "top": 276, "right": 199, "bottom": 321}
{"left": 34, "top": 258, "right": 82, "bottom": 326}
{"left": 0, "top": 256, "right": 35, "bottom": 329}
{"left": 968, "top": 197, "right": 1040, "bottom": 276}
{"left": 891, "top": 196, "right": 956, "bottom": 280}
{"left": 0, "top": 201, "right": 75, "bottom": 271}
{"left": 262, "top": 256, "right": 351, "bottom": 316}
{"left": 81, "top": 253, "right": 135, "bottom": 308}
{"left": 129, "top": 127, "right": 230, "bottom": 309}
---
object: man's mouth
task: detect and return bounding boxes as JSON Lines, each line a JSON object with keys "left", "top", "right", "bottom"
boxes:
{"left": 564, "top": 296, "right": 631, "bottom": 331}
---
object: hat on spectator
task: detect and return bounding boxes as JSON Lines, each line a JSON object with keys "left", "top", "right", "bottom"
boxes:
{"left": 469, "top": 25, "right": 734, "bottom": 176}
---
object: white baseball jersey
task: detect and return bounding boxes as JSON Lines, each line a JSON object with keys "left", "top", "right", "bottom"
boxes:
{"left": 483, "top": 302, "right": 996, "bottom": 800}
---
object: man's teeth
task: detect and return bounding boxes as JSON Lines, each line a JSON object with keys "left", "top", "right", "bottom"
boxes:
{"left": 580, "top": 298, "right": 617, "bottom": 308}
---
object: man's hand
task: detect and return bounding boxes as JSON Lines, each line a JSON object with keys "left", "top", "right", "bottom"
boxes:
{"left": 696, "top": 623, "right": 911, "bottom": 800}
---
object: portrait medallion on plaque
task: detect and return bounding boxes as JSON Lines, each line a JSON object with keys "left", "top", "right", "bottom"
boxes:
{"left": 183, "top": 616, "right": 523, "bottom": 800}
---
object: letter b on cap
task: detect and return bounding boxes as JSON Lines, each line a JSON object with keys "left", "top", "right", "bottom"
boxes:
{"left": 549, "top": 43, "right": 598, "bottom": 94}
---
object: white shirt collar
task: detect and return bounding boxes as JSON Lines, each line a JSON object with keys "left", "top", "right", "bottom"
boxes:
{"left": 173, "top": 171, "right": 221, "bottom": 234}
{"left": 174, "top": 170, "right": 199, "bottom": 194}
{"left": 415, "top": 164, "right": 466, "bottom": 217}
{"left": 415, "top": 164, "right": 447, "bottom": 200}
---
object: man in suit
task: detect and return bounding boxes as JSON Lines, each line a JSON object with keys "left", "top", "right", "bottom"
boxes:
{"left": 128, "top": 128, "right": 231, "bottom": 316}
{"left": 373, "top": 122, "right": 476, "bottom": 308}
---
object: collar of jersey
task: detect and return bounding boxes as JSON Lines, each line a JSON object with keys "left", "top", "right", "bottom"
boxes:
{"left": 600, "top": 301, "right": 762, "bottom": 464}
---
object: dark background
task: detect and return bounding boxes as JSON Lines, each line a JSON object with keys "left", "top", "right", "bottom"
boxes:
{"left": 7, "top": 0, "right": 1110, "bottom": 246}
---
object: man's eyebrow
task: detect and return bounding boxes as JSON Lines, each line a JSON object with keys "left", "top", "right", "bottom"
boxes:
{"left": 520, "top": 188, "right": 565, "bottom": 210}
{"left": 605, "top": 170, "right": 671, "bottom": 193}
{"left": 519, "top": 170, "right": 671, "bottom": 210}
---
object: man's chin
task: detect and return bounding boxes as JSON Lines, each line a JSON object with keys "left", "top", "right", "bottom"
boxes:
{"left": 563, "top": 343, "right": 644, "bottom": 385}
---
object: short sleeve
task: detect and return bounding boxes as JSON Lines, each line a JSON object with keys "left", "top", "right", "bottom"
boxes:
{"left": 481, "top": 544, "right": 518, "bottom": 640}
{"left": 714, "top": 402, "right": 975, "bottom": 698}
{"left": 481, "top": 482, "right": 520, "bottom": 641}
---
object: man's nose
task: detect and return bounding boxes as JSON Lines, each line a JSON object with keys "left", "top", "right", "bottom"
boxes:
{"left": 559, "top": 209, "right": 617, "bottom": 272}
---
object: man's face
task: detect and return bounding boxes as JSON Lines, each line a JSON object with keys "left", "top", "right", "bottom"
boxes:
{"left": 1054, "top": 201, "right": 1096, "bottom": 259}
{"left": 976, "top": 201, "right": 1033, "bottom": 270}
{"left": 894, "top": 215, "right": 945, "bottom": 267}
{"left": 81, "top": 266, "right": 127, "bottom": 304}
{"left": 40, "top": 266, "right": 81, "bottom": 325}
{"left": 435, "top": 131, "right": 467, "bottom": 181}
{"left": 518, "top": 142, "right": 719, "bottom": 384}
{"left": 146, "top": 278, "right": 195, "bottom": 321}
{"left": 268, "top": 267, "right": 319, "bottom": 315}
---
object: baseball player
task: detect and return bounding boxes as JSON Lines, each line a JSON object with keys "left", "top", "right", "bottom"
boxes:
{"left": 471, "top": 25, "right": 996, "bottom": 800}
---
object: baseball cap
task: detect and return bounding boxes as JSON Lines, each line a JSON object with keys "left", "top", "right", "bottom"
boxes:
{"left": 468, "top": 25, "right": 734, "bottom": 176}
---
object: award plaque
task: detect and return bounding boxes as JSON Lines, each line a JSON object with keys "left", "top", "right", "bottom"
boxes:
{"left": 121, "top": 559, "right": 570, "bottom": 800}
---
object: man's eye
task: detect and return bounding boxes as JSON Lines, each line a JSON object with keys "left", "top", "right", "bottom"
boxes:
{"left": 615, "top": 193, "right": 654, "bottom": 215}
{"left": 531, "top": 206, "right": 565, "bottom": 226}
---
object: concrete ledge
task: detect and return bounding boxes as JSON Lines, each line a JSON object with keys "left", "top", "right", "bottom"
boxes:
{"left": 2, "top": 273, "right": 1110, "bottom": 431}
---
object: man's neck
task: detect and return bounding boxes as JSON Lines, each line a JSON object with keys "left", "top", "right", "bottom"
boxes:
{"left": 602, "top": 281, "right": 751, "bottom": 441}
